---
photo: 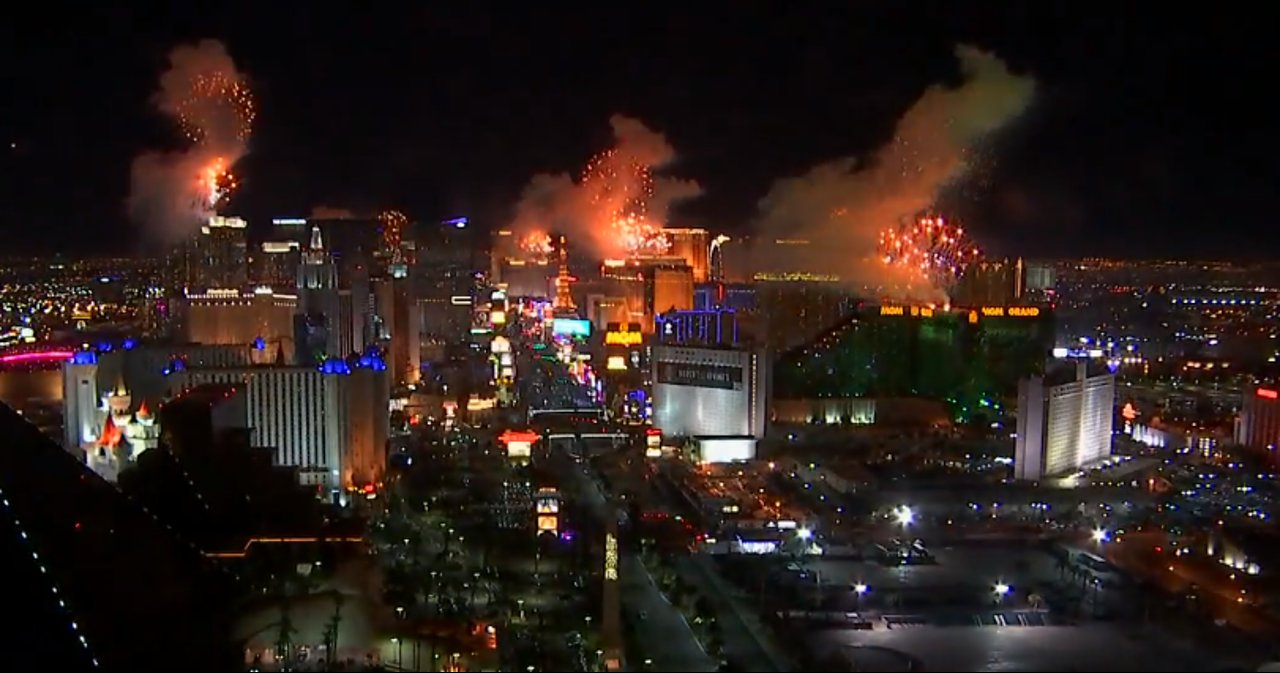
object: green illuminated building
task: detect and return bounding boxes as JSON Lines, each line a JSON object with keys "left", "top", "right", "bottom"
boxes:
{"left": 773, "top": 304, "right": 1053, "bottom": 421}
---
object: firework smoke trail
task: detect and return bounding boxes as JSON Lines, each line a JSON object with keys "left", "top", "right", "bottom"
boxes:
{"left": 509, "top": 115, "right": 701, "bottom": 259}
{"left": 755, "top": 45, "right": 1034, "bottom": 301}
{"left": 128, "top": 40, "right": 255, "bottom": 243}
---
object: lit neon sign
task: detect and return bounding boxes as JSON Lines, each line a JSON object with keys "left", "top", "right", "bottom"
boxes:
{"left": 605, "top": 328, "right": 643, "bottom": 346}
{"left": 880, "top": 305, "right": 933, "bottom": 317}
{"left": 981, "top": 306, "right": 1041, "bottom": 317}
{"left": 1257, "top": 388, "right": 1278, "bottom": 400}
{"left": 604, "top": 533, "right": 618, "bottom": 581}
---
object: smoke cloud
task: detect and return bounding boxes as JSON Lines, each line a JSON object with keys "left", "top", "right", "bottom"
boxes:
{"left": 755, "top": 45, "right": 1035, "bottom": 301}
{"left": 509, "top": 114, "right": 702, "bottom": 259}
{"left": 309, "top": 205, "right": 359, "bottom": 220}
{"left": 128, "top": 40, "right": 252, "bottom": 243}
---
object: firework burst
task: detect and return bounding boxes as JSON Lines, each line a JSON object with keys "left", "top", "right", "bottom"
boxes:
{"left": 519, "top": 231, "right": 554, "bottom": 260}
{"left": 581, "top": 149, "right": 668, "bottom": 256}
{"left": 877, "top": 214, "right": 981, "bottom": 290}
{"left": 377, "top": 209, "right": 408, "bottom": 252}
{"left": 174, "top": 72, "right": 256, "bottom": 146}
{"left": 196, "top": 157, "right": 238, "bottom": 211}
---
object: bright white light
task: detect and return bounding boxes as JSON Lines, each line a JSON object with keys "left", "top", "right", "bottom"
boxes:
{"left": 796, "top": 527, "right": 813, "bottom": 540}
{"left": 1091, "top": 528, "right": 1109, "bottom": 544}
{"left": 993, "top": 582, "right": 1011, "bottom": 596}
{"left": 853, "top": 582, "right": 868, "bottom": 595}
{"left": 894, "top": 505, "right": 915, "bottom": 526}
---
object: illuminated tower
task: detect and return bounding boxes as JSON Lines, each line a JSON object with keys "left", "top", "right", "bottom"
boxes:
{"left": 194, "top": 215, "right": 249, "bottom": 290}
{"left": 553, "top": 236, "right": 577, "bottom": 315}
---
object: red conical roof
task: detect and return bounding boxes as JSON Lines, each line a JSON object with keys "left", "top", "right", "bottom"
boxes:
{"left": 98, "top": 415, "right": 123, "bottom": 448}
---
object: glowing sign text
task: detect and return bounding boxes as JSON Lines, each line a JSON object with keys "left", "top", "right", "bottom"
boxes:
{"left": 604, "top": 533, "right": 618, "bottom": 581}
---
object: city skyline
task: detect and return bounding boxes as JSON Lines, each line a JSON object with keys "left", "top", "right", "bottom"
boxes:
{"left": 2, "top": 6, "right": 1273, "bottom": 259}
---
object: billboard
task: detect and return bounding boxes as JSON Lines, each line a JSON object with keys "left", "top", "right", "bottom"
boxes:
{"left": 552, "top": 318, "right": 592, "bottom": 338}
{"left": 656, "top": 362, "right": 743, "bottom": 390}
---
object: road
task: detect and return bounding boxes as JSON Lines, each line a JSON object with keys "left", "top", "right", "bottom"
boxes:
{"left": 681, "top": 555, "right": 792, "bottom": 672}
{"left": 563, "top": 457, "right": 716, "bottom": 671}
{"left": 1105, "top": 532, "right": 1280, "bottom": 637}
{"left": 621, "top": 555, "right": 718, "bottom": 672}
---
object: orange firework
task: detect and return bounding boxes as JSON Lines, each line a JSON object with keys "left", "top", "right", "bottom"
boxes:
{"left": 196, "top": 157, "right": 237, "bottom": 210}
{"left": 877, "top": 214, "right": 981, "bottom": 289}
{"left": 580, "top": 149, "right": 667, "bottom": 256}
{"left": 519, "top": 231, "right": 554, "bottom": 259}
{"left": 377, "top": 209, "right": 408, "bottom": 252}
{"left": 174, "top": 72, "right": 256, "bottom": 145}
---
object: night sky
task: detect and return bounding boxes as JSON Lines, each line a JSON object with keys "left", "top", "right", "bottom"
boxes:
{"left": 1, "top": 5, "right": 1273, "bottom": 258}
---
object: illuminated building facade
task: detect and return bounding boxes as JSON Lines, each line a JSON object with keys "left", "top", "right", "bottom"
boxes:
{"left": 255, "top": 240, "right": 301, "bottom": 290}
{"left": 647, "top": 265, "right": 695, "bottom": 317}
{"left": 193, "top": 215, "right": 249, "bottom": 290}
{"left": 60, "top": 357, "right": 160, "bottom": 481}
{"left": 652, "top": 344, "right": 768, "bottom": 439}
{"left": 1237, "top": 387, "right": 1280, "bottom": 465}
{"left": 663, "top": 228, "right": 711, "bottom": 282}
{"left": 1015, "top": 361, "right": 1114, "bottom": 481}
{"left": 168, "top": 358, "right": 388, "bottom": 490}
{"left": 655, "top": 308, "right": 740, "bottom": 346}
{"left": 375, "top": 264, "right": 421, "bottom": 384}
{"left": 773, "top": 304, "right": 1053, "bottom": 421}
{"left": 183, "top": 288, "right": 297, "bottom": 347}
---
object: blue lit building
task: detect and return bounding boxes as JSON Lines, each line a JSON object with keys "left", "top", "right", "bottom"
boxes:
{"left": 655, "top": 308, "right": 741, "bottom": 347}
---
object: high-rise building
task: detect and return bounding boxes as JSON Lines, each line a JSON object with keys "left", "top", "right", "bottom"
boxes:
{"left": 952, "top": 258, "right": 1026, "bottom": 306}
{"left": 709, "top": 235, "right": 731, "bottom": 282}
{"left": 1015, "top": 361, "right": 1115, "bottom": 481}
{"left": 651, "top": 344, "right": 768, "bottom": 439}
{"left": 376, "top": 262, "right": 421, "bottom": 384}
{"left": 647, "top": 264, "right": 695, "bottom": 318}
{"left": 1237, "top": 386, "right": 1280, "bottom": 466}
{"left": 193, "top": 215, "right": 249, "bottom": 290}
{"left": 255, "top": 240, "right": 301, "bottom": 290}
{"left": 295, "top": 226, "right": 349, "bottom": 361}
{"left": 168, "top": 359, "right": 388, "bottom": 489}
{"left": 663, "top": 228, "right": 711, "bottom": 283}
{"left": 417, "top": 217, "right": 476, "bottom": 341}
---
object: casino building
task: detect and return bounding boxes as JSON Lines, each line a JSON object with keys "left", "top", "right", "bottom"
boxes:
{"left": 773, "top": 303, "right": 1053, "bottom": 424}
{"left": 651, "top": 344, "right": 769, "bottom": 461}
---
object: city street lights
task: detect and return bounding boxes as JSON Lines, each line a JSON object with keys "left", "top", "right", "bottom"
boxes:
{"left": 1091, "top": 528, "right": 1109, "bottom": 544}
{"left": 993, "top": 582, "right": 1011, "bottom": 604}
{"left": 894, "top": 505, "right": 915, "bottom": 527}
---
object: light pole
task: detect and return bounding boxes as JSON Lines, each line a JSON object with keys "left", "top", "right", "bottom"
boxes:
{"left": 391, "top": 637, "right": 402, "bottom": 669}
{"left": 853, "top": 582, "right": 868, "bottom": 611}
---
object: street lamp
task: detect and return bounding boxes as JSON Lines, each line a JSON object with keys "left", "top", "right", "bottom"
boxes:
{"left": 853, "top": 582, "right": 868, "bottom": 596}
{"left": 1091, "top": 528, "right": 1109, "bottom": 544}
{"left": 894, "top": 505, "right": 915, "bottom": 527}
{"left": 993, "top": 582, "right": 1011, "bottom": 600}
{"left": 796, "top": 527, "right": 813, "bottom": 541}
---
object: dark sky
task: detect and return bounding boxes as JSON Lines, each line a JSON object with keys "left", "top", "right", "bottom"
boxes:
{"left": 1, "top": 4, "right": 1273, "bottom": 258}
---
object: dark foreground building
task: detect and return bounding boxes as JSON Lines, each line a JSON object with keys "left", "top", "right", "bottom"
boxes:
{"left": 0, "top": 404, "right": 234, "bottom": 670}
